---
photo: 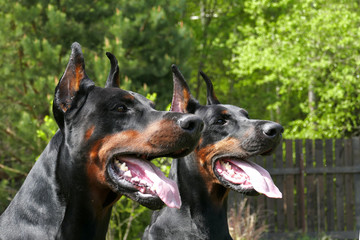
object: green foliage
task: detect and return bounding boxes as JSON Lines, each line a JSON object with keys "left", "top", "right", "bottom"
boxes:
{"left": 104, "top": 0, "right": 193, "bottom": 108}
{"left": 0, "top": 0, "right": 188, "bottom": 237}
{"left": 2, "top": 0, "right": 360, "bottom": 238}
{"left": 106, "top": 198, "right": 152, "bottom": 240}
{"left": 182, "top": 0, "right": 247, "bottom": 103}
{"left": 226, "top": 0, "right": 360, "bottom": 138}
{"left": 36, "top": 115, "right": 57, "bottom": 144}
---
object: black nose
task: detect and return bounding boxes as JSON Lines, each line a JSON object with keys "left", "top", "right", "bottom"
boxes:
{"left": 262, "top": 122, "right": 284, "bottom": 138}
{"left": 178, "top": 115, "right": 204, "bottom": 133}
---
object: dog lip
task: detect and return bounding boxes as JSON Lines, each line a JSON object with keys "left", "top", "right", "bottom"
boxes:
{"left": 106, "top": 158, "right": 163, "bottom": 203}
{"left": 107, "top": 164, "right": 140, "bottom": 192}
{"left": 212, "top": 155, "right": 249, "bottom": 176}
{"left": 212, "top": 156, "right": 256, "bottom": 193}
{"left": 213, "top": 156, "right": 282, "bottom": 198}
{"left": 106, "top": 153, "right": 182, "bottom": 209}
{"left": 106, "top": 152, "right": 162, "bottom": 166}
{"left": 108, "top": 152, "right": 151, "bottom": 161}
{"left": 212, "top": 155, "right": 251, "bottom": 182}
{"left": 105, "top": 154, "right": 158, "bottom": 194}
{"left": 106, "top": 147, "right": 191, "bottom": 163}
{"left": 212, "top": 154, "right": 248, "bottom": 164}
{"left": 105, "top": 155, "right": 167, "bottom": 209}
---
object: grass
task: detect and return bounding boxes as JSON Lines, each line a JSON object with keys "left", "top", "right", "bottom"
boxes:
{"left": 228, "top": 198, "right": 267, "bottom": 240}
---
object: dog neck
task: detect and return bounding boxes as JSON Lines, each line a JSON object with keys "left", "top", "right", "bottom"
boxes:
{"left": 56, "top": 134, "right": 118, "bottom": 239}
{"left": 171, "top": 153, "right": 229, "bottom": 208}
{"left": 0, "top": 130, "right": 114, "bottom": 239}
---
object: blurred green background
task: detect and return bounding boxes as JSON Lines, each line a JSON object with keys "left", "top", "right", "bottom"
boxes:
{"left": 1, "top": 0, "right": 360, "bottom": 239}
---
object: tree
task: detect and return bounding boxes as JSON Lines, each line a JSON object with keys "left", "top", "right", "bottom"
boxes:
{"left": 0, "top": 1, "right": 193, "bottom": 239}
{"left": 226, "top": 0, "right": 360, "bottom": 138}
{"left": 182, "top": 0, "right": 249, "bottom": 103}
{"left": 104, "top": 0, "right": 193, "bottom": 108}
{"left": 0, "top": 0, "right": 118, "bottom": 209}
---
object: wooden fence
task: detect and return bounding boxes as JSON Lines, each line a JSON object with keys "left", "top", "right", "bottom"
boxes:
{"left": 228, "top": 138, "right": 360, "bottom": 240}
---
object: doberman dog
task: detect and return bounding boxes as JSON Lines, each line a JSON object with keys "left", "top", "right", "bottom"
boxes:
{"left": 0, "top": 43, "right": 203, "bottom": 240}
{"left": 142, "top": 66, "right": 283, "bottom": 240}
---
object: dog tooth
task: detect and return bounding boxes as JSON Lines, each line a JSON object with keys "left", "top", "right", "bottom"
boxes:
{"left": 225, "top": 162, "right": 232, "bottom": 170}
{"left": 151, "top": 185, "right": 157, "bottom": 192}
{"left": 124, "top": 170, "right": 132, "bottom": 178}
{"left": 132, "top": 176, "right": 140, "bottom": 183}
{"left": 140, "top": 180, "right": 148, "bottom": 186}
{"left": 218, "top": 168, "right": 223, "bottom": 174}
{"left": 228, "top": 169, "right": 235, "bottom": 176}
{"left": 140, "top": 188, "right": 146, "bottom": 193}
{"left": 119, "top": 162, "right": 128, "bottom": 172}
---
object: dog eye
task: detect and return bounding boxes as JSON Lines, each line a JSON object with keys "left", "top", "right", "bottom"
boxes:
{"left": 240, "top": 109, "right": 249, "bottom": 118}
{"left": 215, "top": 119, "right": 226, "bottom": 125}
{"left": 116, "top": 105, "right": 128, "bottom": 113}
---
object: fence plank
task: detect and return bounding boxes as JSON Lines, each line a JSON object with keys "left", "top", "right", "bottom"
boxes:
{"left": 295, "top": 139, "right": 305, "bottom": 233}
{"left": 335, "top": 139, "right": 344, "bottom": 231}
{"left": 275, "top": 145, "right": 285, "bottom": 231}
{"left": 264, "top": 231, "right": 358, "bottom": 239}
{"left": 253, "top": 156, "right": 265, "bottom": 213}
{"left": 228, "top": 138, "right": 359, "bottom": 239}
{"left": 268, "top": 166, "right": 360, "bottom": 175}
{"left": 315, "top": 139, "right": 325, "bottom": 232}
{"left": 256, "top": 194, "right": 266, "bottom": 220}
{"left": 266, "top": 155, "right": 276, "bottom": 232}
{"left": 253, "top": 156, "right": 266, "bottom": 221}
{"left": 352, "top": 137, "right": 360, "bottom": 233}
{"left": 305, "top": 139, "right": 316, "bottom": 232}
{"left": 344, "top": 139, "right": 354, "bottom": 230}
{"left": 325, "top": 139, "right": 335, "bottom": 232}
{"left": 285, "top": 139, "right": 295, "bottom": 231}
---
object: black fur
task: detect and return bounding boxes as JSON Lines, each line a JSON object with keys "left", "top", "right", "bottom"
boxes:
{"left": 0, "top": 44, "right": 203, "bottom": 240}
{"left": 143, "top": 67, "right": 283, "bottom": 240}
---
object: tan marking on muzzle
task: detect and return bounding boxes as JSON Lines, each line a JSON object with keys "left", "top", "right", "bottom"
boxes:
{"left": 195, "top": 137, "right": 246, "bottom": 205}
{"left": 85, "top": 125, "right": 95, "bottom": 141}
{"left": 86, "top": 119, "right": 187, "bottom": 189}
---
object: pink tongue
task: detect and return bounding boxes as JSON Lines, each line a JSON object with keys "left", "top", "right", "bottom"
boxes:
{"left": 122, "top": 157, "right": 181, "bottom": 208}
{"left": 228, "top": 159, "right": 282, "bottom": 198}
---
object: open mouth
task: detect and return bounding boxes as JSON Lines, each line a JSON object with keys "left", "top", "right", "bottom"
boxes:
{"left": 107, "top": 154, "right": 181, "bottom": 209}
{"left": 214, "top": 157, "right": 282, "bottom": 198}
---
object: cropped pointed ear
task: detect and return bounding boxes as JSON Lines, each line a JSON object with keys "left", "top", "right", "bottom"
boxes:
{"left": 199, "top": 71, "right": 221, "bottom": 105}
{"left": 105, "top": 52, "right": 120, "bottom": 88}
{"left": 53, "top": 42, "right": 94, "bottom": 129}
{"left": 171, "top": 64, "right": 200, "bottom": 114}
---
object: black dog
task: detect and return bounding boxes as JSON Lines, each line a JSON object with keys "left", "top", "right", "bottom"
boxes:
{"left": 142, "top": 66, "right": 283, "bottom": 240}
{"left": 0, "top": 43, "right": 203, "bottom": 240}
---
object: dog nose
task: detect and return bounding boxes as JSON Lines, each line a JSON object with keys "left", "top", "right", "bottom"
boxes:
{"left": 178, "top": 115, "right": 204, "bottom": 133}
{"left": 262, "top": 122, "right": 284, "bottom": 138}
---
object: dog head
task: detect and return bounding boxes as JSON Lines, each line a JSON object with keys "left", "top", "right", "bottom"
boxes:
{"left": 52, "top": 43, "right": 203, "bottom": 210}
{"left": 170, "top": 65, "right": 283, "bottom": 199}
